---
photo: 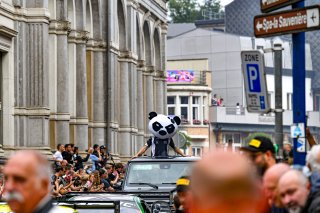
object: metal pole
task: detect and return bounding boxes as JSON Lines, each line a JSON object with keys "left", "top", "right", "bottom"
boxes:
{"left": 274, "top": 43, "right": 284, "bottom": 160}
{"left": 292, "top": 1, "right": 306, "bottom": 165}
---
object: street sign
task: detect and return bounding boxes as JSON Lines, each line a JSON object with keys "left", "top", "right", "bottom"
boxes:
{"left": 261, "top": 0, "right": 303, "bottom": 13}
{"left": 254, "top": 5, "right": 320, "bottom": 37}
{"left": 241, "top": 50, "right": 270, "bottom": 113}
{"left": 297, "top": 138, "right": 306, "bottom": 152}
{"left": 290, "top": 123, "right": 305, "bottom": 138}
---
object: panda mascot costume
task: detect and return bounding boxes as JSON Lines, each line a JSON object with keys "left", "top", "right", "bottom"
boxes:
{"left": 134, "top": 112, "right": 186, "bottom": 158}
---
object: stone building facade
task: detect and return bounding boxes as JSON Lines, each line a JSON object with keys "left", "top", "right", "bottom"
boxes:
{"left": 0, "top": 0, "right": 167, "bottom": 159}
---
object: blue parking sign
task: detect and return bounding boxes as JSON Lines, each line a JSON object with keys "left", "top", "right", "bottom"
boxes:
{"left": 241, "top": 50, "right": 269, "bottom": 113}
{"left": 247, "top": 64, "right": 261, "bottom": 92}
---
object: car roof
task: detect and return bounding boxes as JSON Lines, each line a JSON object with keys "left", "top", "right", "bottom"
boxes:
{"left": 129, "top": 156, "right": 200, "bottom": 162}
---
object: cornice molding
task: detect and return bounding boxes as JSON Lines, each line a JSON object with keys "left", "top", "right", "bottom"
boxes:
{"left": 152, "top": 0, "right": 167, "bottom": 10}
{"left": 14, "top": 7, "right": 50, "bottom": 24}
{"left": 0, "top": 25, "right": 18, "bottom": 38}
{"left": 14, "top": 107, "right": 51, "bottom": 116}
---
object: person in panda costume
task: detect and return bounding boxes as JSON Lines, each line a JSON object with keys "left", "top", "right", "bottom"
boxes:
{"left": 134, "top": 112, "right": 186, "bottom": 158}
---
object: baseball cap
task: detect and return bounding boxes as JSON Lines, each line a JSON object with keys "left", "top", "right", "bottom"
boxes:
{"left": 241, "top": 136, "right": 275, "bottom": 153}
{"left": 176, "top": 176, "right": 190, "bottom": 192}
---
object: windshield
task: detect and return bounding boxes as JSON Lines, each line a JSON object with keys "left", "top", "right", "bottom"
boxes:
{"left": 126, "top": 162, "right": 192, "bottom": 185}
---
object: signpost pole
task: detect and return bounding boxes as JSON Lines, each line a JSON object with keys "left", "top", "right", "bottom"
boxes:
{"left": 274, "top": 44, "right": 284, "bottom": 159}
{"left": 292, "top": 1, "right": 306, "bottom": 165}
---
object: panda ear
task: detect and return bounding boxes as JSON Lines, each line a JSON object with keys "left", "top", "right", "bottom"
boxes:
{"left": 148, "top": 112, "right": 157, "bottom": 120}
{"left": 173, "top": 116, "right": 181, "bottom": 125}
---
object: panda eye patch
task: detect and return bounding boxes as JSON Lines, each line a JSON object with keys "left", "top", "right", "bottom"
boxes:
{"left": 152, "top": 122, "right": 163, "bottom": 131}
{"left": 171, "top": 119, "right": 175, "bottom": 124}
{"left": 165, "top": 124, "right": 175, "bottom": 134}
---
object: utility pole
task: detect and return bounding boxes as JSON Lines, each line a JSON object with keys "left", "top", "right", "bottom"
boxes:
{"left": 292, "top": 1, "right": 306, "bottom": 165}
{"left": 274, "top": 43, "right": 284, "bottom": 159}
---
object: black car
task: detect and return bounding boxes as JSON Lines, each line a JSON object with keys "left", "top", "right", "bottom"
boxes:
{"left": 122, "top": 156, "right": 199, "bottom": 209}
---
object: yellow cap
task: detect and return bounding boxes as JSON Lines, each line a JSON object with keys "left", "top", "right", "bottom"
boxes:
{"left": 176, "top": 178, "right": 190, "bottom": 186}
{"left": 249, "top": 139, "right": 261, "bottom": 148}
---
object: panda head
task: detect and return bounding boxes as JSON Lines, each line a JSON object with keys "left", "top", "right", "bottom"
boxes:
{"left": 148, "top": 112, "right": 181, "bottom": 139}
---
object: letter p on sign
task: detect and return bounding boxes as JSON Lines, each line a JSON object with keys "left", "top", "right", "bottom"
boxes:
{"left": 247, "top": 64, "right": 261, "bottom": 92}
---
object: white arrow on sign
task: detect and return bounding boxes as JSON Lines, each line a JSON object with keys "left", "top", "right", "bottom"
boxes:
{"left": 307, "top": 8, "right": 320, "bottom": 28}
{"left": 256, "top": 21, "right": 263, "bottom": 31}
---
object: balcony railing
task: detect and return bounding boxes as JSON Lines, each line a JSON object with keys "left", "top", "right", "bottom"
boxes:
{"left": 225, "top": 106, "right": 245, "bottom": 115}
{"left": 179, "top": 117, "right": 209, "bottom": 126}
{"left": 209, "top": 106, "right": 320, "bottom": 127}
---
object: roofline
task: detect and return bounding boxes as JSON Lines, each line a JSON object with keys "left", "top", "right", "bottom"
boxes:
{"left": 168, "top": 28, "right": 197, "bottom": 40}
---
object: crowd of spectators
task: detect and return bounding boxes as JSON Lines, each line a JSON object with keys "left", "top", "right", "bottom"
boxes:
{"left": 2, "top": 133, "right": 320, "bottom": 213}
{"left": 51, "top": 143, "right": 125, "bottom": 197}
{"left": 171, "top": 134, "right": 320, "bottom": 213}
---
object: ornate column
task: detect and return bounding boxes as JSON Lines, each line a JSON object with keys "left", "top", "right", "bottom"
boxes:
{"left": 136, "top": 61, "right": 145, "bottom": 151}
{"left": 12, "top": 8, "right": 51, "bottom": 156}
{"left": 118, "top": 50, "right": 131, "bottom": 159}
{"left": 87, "top": 40, "right": 107, "bottom": 147}
{"left": 68, "top": 30, "right": 89, "bottom": 151}
{"left": 107, "top": 0, "right": 119, "bottom": 154}
{"left": 161, "top": 23, "right": 168, "bottom": 76}
{"left": 161, "top": 23, "right": 168, "bottom": 114}
{"left": 163, "top": 79, "right": 168, "bottom": 114}
{"left": 155, "top": 71, "right": 164, "bottom": 114}
{"left": 144, "top": 66, "right": 154, "bottom": 125}
{"left": 127, "top": 0, "right": 139, "bottom": 154}
{"left": 130, "top": 61, "right": 138, "bottom": 154}
{"left": 49, "top": 20, "right": 71, "bottom": 148}
{"left": 108, "top": 43, "right": 119, "bottom": 154}
{"left": 0, "top": 26, "right": 18, "bottom": 158}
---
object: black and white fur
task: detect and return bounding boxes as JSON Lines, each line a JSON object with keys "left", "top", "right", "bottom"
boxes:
{"left": 148, "top": 111, "right": 181, "bottom": 139}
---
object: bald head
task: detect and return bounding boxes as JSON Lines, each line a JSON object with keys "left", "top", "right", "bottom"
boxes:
{"left": 189, "top": 151, "right": 264, "bottom": 213}
{"left": 279, "top": 170, "right": 309, "bottom": 190}
{"left": 278, "top": 170, "right": 310, "bottom": 212}
{"left": 263, "top": 163, "right": 290, "bottom": 205}
{"left": 7, "top": 151, "right": 51, "bottom": 180}
{"left": 263, "top": 163, "right": 291, "bottom": 185}
{"left": 192, "top": 151, "right": 257, "bottom": 184}
{"left": 3, "top": 151, "right": 51, "bottom": 213}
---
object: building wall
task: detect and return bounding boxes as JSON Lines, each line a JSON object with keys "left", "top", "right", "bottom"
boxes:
{"left": 167, "top": 28, "right": 313, "bottom": 109}
{"left": 0, "top": 0, "right": 168, "bottom": 159}
{"left": 225, "top": 0, "right": 320, "bottom": 95}
{"left": 167, "top": 25, "right": 317, "bottom": 149}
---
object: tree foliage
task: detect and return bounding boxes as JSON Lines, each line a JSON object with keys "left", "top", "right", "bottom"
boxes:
{"left": 168, "top": 0, "right": 222, "bottom": 23}
{"left": 178, "top": 131, "right": 192, "bottom": 149}
{"left": 168, "top": 0, "right": 199, "bottom": 23}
